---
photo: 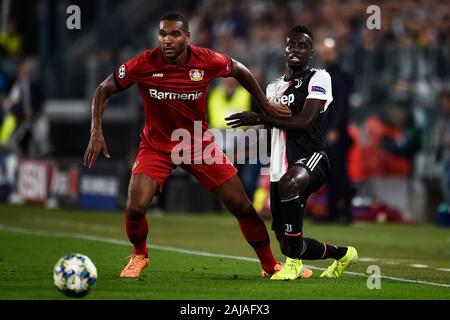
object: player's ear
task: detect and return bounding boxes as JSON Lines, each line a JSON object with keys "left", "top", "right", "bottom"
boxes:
{"left": 186, "top": 31, "right": 191, "bottom": 42}
{"left": 309, "top": 49, "right": 314, "bottom": 59}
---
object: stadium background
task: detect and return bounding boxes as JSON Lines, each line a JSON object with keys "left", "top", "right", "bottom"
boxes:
{"left": 1, "top": 0, "right": 449, "bottom": 223}
{"left": 0, "top": 0, "right": 450, "bottom": 300}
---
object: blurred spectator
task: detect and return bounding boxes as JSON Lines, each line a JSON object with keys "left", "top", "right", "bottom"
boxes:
{"left": 434, "top": 89, "right": 450, "bottom": 206}
{"left": 208, "top": 77, "right": 251, "bottom": 129}
{"left": 379, "top": 102, "right": 423, "bottom": 171}
{"left": 207, "top": 77, "right": 260, "bottom": 199}
{"left": 347, "top": 102, "right": 423, "bottom": 182}
{"left": 0, "top": 73, "right": 7, "bottom": 123}
{"left": 0, "top": 19, "right": 22, "bottom": 57}
{"left": 247, "top": 19, "right": 285, "bottom": 87}
{"left": 22, "top": 0, "right": 448, "bottom": 113}
{"left": 0, "top": 19, "right": 21, "bottom": 96}
{"left": 318, "top": 38, "right": 354, "bottom": 224}
{"left": 0, "top": 59, "right": 44, "bottom": 155}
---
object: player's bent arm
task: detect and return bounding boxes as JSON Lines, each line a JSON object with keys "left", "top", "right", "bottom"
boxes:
{"left": 91, "top": 74, "right": 121, "bottom": 132}
{"left": 84, "top": 74, "right": 121, "bottom": 168}
{"left": 230, "top": 59, "right": 291, "bottom": 118}
{"left": 261, "top": 99, "right": 324, "bottom": 130}
{"left": 226, "top": 99, "right": 325, "bottom": 131}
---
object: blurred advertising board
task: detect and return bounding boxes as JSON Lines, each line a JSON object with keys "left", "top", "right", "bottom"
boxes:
{"left": 78, "top": 162, "right": 121, "bottom": 211}
{"left": 17, "top": 159, "right": 48, "bottom": 203}
{"left": 0, "top": 153, "right": 16, "bottom": 202}
{"left": 47, "top": 162, "right": 80, "bottom": 208}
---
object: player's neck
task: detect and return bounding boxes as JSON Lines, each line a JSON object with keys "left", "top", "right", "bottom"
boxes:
{"left": 163, "top": 47, "right": 190, "bottom": 65}
{"left": 285, "top": 65, "right": 309, "bottom": 81}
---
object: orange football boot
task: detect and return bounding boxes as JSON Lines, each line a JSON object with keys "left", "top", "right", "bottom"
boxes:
{"left": 261, "top": 262, "right": 283, "bottom": 278}
{"left": 120, "top": 255, "right": 149, "bottom": 278}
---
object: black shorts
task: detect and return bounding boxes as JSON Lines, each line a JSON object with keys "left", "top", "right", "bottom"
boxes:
{"left": 271, "top": 151, "right": 330, "bottom": 233}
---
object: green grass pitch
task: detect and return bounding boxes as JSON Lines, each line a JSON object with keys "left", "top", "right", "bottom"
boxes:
{"left": 0, "top": 204, "right": 449, "bottom": 299}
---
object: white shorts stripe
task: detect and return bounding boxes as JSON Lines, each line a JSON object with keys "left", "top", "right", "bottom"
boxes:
{"left": 310, "top": 154, "right": 323, "bottom": 171}
{"left": 306, "top": 152, "right": 319, "bottom": 168}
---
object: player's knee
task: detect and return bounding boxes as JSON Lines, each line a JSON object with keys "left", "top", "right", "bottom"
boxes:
{"left": 126, "top": 201, "right": 147, "bottom": 220}
{"left": 231, "top": 198, "right": 255, "bottom": 219}
{"left": 279, "top": 176, "right": 305, "bottom": 199}
{"left": 279, "top": 167, "right": 310, "bottom": 199}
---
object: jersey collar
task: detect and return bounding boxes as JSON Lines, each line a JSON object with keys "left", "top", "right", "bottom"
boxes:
{"left": 284, "top": 66, "right": 310, "bottom": 82}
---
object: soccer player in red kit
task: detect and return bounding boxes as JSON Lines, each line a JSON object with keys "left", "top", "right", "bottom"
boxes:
{"left": 83, "top": 12, "right": 292, "bottom": 278}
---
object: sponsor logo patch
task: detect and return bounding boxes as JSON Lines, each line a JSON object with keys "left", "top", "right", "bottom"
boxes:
{"left": 118, "top": 65, "right": 126, "bottom": 79}
{"left": 270, "top": 93, "right": 295, "bottom": 106}
{"left": 189, "top": 69, "right": 204, "bottom": 81}
{"left": 148, "top": 89, "right": 203, "bottom": 100}
{"left": 311, "top": 86, "right": 326, "bottom": 94}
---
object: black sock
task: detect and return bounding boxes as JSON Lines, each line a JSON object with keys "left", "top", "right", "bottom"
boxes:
{"left": 301, "top": 237, "right": 348, "bottom": 260}
{"left": 280, "top": 196, "right": 303, "bottom": 259}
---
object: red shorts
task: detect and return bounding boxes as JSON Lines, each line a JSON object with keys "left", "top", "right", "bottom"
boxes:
{"left": 131, "top": 141, "right": 237, "bottom": 192}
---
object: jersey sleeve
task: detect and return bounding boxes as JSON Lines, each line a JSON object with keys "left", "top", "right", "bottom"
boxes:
{"left": 209, "top": 51, "right": 233, "bottom": 78}
{"left": 265, "top": 83, "right": 275, "bottom": 101}
{"left": 265, "top": 84, "right": 271, "bottom": 97}
{"left": 113, "top": 54, "right": 143, "bottom": 89}
{"left": 306, "top": 70, "right": 333, "bottom": 112}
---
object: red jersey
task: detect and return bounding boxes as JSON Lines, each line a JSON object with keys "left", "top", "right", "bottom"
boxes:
{"left": 114, "top": 45, "right": 232, "bottom": 152}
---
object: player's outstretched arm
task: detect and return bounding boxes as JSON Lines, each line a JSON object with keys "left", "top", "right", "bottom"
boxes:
{"left": 226, "top": 98, "right": 325, "bottom": 131}
{"left": 83, "top": 74, "right": 121, "bottom": 168}
{"left": 230, "top": 59, "right": 292, "bottom": 118}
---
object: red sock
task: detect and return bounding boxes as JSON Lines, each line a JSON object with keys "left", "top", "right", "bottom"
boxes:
{"left": 125, "top": 215, "right": 148, "bottom": 257}
{"left": 238, "top": 216, "right": 277, "bottom": 274}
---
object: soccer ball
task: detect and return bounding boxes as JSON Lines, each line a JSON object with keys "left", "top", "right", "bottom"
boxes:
{"left": 53, "top": 253, "right": 97, "bottom": 297}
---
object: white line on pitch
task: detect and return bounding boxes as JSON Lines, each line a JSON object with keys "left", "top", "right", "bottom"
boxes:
{"left": 0, "top": 224, "right": 449, "bottom": 288}
{"left": 358, "top": 257, "right": 379, "bottom": 262}
{"left": 410, "top": 264, "right": 430, "bottom": 269}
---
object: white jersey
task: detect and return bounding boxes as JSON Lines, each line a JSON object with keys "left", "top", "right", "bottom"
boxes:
{"left": 267, "top": 68, "right": 333, "bottom": 182}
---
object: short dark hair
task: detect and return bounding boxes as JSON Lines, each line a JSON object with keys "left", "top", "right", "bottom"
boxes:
{"left": 160, "top": 12, "right": 189, "bottom": 32}
{"left": 289, "top": 25, "right": 313, "bottom": 41}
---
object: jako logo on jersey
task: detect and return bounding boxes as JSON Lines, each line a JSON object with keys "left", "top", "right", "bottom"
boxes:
{"left": 118, "top": 65, "right": 126, "bottom": 79}
{"left": 149, "top": 89, "right": 203, "bottom": 100}
{"left": 152, "top": 73, "right": 164, "bottom": 77}
{"left": 271, "top": 93, "right": 295, "bottom": 106}
{"left": 189, "top": 69, "right": 204, "bottom": 81}
{"left": 311, "top": 86, "right": 326, "bottom": 94}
